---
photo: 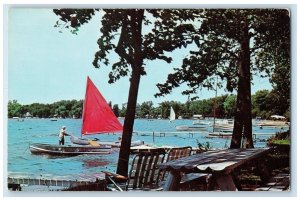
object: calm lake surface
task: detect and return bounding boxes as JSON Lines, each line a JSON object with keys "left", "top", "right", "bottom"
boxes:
{"left": 7, "top": 118, "right": 286, "bottom": 178}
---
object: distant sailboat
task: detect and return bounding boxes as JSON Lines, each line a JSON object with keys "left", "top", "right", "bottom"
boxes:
{"left": 169, "top": 106, "right": 176, "bottom": 122}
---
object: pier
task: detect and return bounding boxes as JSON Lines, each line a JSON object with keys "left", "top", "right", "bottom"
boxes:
{"left": 133, "top": 130, "right": 278, "bottom": 139}
{"left": 133, "top": 131, "right": 206, "bottom": 139}
{"left": 7, "top": 172, "right": 105, "bottom": 191}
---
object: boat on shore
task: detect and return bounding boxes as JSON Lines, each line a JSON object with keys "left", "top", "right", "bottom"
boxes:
{"left": 29, "top": 143, "right": 112, "bottom": 156}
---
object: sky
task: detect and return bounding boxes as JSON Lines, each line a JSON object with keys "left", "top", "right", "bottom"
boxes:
{"left": 6, "top": 8, "right": 274, "bottom": 107}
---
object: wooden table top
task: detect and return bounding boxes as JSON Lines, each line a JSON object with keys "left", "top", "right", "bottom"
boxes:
{"left": 160, "top": 148, "right": 270, "bottom": 174}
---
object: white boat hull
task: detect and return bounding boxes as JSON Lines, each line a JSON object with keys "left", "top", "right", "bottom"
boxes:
{"left": 70, "top": 135, "right": 144, "bottom": 148}
{"left": 176, "top": 125, "right": 206, "bottom": 131}
{"left": 29, "top": 143, "right": 112, "bottom": 156}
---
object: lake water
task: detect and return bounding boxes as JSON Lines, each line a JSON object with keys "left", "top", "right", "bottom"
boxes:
{"left": 7, "top": 118, "right": 287, "bottom": 178}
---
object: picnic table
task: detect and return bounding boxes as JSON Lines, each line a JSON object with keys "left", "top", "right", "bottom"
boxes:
{"left": 160, "top": 148, "right": 270, "bottom": 191}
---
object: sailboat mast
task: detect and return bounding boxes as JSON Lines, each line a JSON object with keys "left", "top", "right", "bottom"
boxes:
{"left": 81, "top": 101, "right": 84, "bottom": 138}
{"left": 81, "top": 79, "right": 88, "bottom": 138}
{"left": 213, "top": 76, "right": 218, "bottom": 132}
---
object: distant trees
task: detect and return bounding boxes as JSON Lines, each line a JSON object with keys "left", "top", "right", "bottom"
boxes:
{"left": 189, "top": 99, "right": 212, "bottom": 117}
{"left": 8, "top": 100, "right": 24, "bottom": 118}
{"left": 7, "top": 89, "right": 288, "bottom": 120}
{"left": 268, "top": 61, "right": 290, "bottom": 119}
{"left": 7, "top": 88, "right": 288, "bottom": 120}
{"left": 252, "top": 90, "right": 272, "bottom": 118}
{"left": 112, "top": 104, "right": 120, "bottom": 117}
{"left": 136, "top": 101, "right": 154, "bottom": 118}
{"left": 70, "top": 100, "right": 84, "bottom": 118}
{"left": 7, "top": 100, "right": 83, "bottom": 118}
{"left": 223, "top": 95, "right": 237, "bottom": 118}
{"left": 119, "top": 104, "right": 127, "bottom": 117}
{"left": 251, "top": 89, "right": 289, "bottom": 120}
{"left": 157, "top": 101, "right": 184, "bottom": 119}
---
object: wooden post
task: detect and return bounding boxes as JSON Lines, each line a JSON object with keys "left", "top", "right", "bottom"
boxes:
{"left": 153, "top": 131, "right": 155, "bottom": 143}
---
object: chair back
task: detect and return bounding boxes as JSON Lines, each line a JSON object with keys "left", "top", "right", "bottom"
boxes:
{"left": 127, "top": 148, "right": 166, "bottom": 190}
{"left": 161, "top": 146, "right": 192, "bottom": 181}
{"left": 166, "top": 146, "right": 192, "bottom": 162}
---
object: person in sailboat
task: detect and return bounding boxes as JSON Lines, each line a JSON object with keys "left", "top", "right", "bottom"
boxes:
{"left": 59, "top": 126, "right": 70, "bottom": 145}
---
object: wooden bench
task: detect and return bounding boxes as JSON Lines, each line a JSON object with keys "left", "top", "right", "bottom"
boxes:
{"left": 255, "top": 172, "right": 290, "bottom": 191}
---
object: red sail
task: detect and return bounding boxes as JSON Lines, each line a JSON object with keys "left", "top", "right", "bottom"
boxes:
{"left": 81, "top": 77, "right": 123, "bottom": 135}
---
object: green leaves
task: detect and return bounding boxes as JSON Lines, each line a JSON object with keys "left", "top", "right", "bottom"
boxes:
{"left": 155, "top": 9, "right": 290, "bottom": 102}
{"left": 90, "top": 9, "right": 206, "bottom": 84}
{"left": 53, "top": 9, "right": 98, "bottom": 28}
{"left": 53, "top": 9, "right": 100, "bottom": 35}
{"left": 7, "top": 100, "right": 84, "bottom": 119}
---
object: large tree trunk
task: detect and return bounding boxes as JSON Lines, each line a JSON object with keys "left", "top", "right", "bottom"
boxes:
{"left": 116, "top": 9, "right": 144, "bottom": 176}
{"left": 230, "top": 65, "right": 244, "bottom": 148}
{"left": 230, "top": 19, "right": 254, "bottom": 148}
{"left": 240, "top": 20, "right": 254, "bottom": 148}
{"left": 116, "top": 68, "right": 141, "bottom": 176}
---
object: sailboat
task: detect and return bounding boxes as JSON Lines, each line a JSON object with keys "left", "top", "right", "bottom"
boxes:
{"left": 169, "top": 106, "right": 176, "bottom": 122}
{"left": 70, "top": 76, "right": 143, "bottom": 148}
{"left": 30, "top": 77, "right": 143, "bottom": 156}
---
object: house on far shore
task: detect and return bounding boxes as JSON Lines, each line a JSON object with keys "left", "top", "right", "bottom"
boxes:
{"left": 24, "top": 112, "right": 32, "bottom": 118}
{"left": 270, "top": 115, "right": 286, "bottom": 121}
{"left": 193, "top": 114, "right": 204, "bottom": 120}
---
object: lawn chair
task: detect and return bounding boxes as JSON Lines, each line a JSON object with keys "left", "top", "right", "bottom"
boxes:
{"left": 163, "top": 146, "right": 209, "bottom": 191}
{"left": 103, "top": 148, "right": 166, "bottom": 191}
{"left": 161, "top": 146, "right": 192, "bottom": 179}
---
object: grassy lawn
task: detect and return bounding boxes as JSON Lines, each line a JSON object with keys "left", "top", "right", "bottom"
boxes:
{"left": 237, "top": 130, "right": 290, "bottom": 191}
{"left": 269, "top": 139, "right": 290, "bottom": 145}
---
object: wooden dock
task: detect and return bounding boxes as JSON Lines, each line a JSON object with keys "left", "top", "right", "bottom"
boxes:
{"left": 133, "top": 130, "right": 277, "bottom": 139}
{"left": 134, "top": 130, "right": 205, "bottom": 135}
{"left": 252, "top": 133, "right": 278, "bottom": 139}
{"left": 7, "top": 172, "right": 105, "bottom": 190}
{"left": 133, "top": 131, "right": 207, "bottom": 139}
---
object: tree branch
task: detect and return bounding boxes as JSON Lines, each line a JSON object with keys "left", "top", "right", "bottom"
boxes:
{"left": 115, "top": 19, "right": 134, "bottom": 65}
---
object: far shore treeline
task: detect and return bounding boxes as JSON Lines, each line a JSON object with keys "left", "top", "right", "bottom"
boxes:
{"left": 8, "top": 89, "right": 289, "bottom": 121}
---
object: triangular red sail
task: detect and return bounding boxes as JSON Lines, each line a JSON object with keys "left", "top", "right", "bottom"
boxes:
{"left": 81, "top": 77, "right": 123, "bottom": 135}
